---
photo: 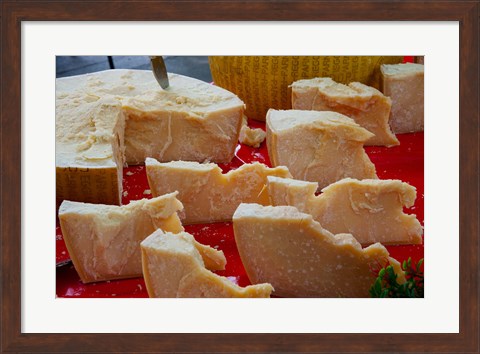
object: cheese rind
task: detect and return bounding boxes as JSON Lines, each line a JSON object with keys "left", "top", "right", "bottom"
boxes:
{"left": 56, "top": 69, "right": 245, "bottom": 205}
{"left": 266, "top": 109, "right": 377, "bottom": 190}
{"left": 267, "top": 176, "right": 423, "bottom": 245}
{"left": 233, "top": 203, "right": 404, "bottom": 297}
{"left": 145, "top": 158, "right": 291, "bottom": 224}
{"left": 380, "top": 63, "right": 424, "bottom": 133}
{"left": 59, "top": 192, "right": 201, "bottom": 283}
{"left": 141, "top": 230, "right": 273, "bottom": 298}
{"left": 291, "top": 77, "right": 399, "bottom": 146}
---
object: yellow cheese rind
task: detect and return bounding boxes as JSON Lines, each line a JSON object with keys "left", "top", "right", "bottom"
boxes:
{"left": 381, "top": 63, "right": 424, "bottom": 133}
{"left": 267, "top": 176, "right": 423, "bottom": 245}
{"left": 58, "top": 192, "right": 186, "bottom": 283}
{"left": 291, "top": 77, "right": 399, "bottom": 146}
{"left": 233, "top": 203, "right": 404, "bottom": 297}
{"left": 145, "top": 158, "right": 292, "bottom": 224}
{"left": 266, "top": 109, "right": 377, "bottom": 190}
{"left": 141, "top": 230, "right": 273, "bottom": 298}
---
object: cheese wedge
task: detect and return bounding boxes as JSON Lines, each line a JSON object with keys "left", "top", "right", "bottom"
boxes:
{"left": 56, "top": 69, "right": 244, "bottom": 205}
{"left": 380, "top": 63, "right": 424, "bottom": 133}
{"left": 56, "top": 94, "right": 126, "bottom": 206}
{"left": 233, "top": 203, "right": 405, "bottom": 298}
{"left": 267, "top": 176, "right": 423, "bottom": 245}
{"left": 266, "top": 109, "right": 377, "bottom": 190}
{"left": 145, "top": 158, "right": 291, "bottom": 224}
{"left": 59, "top": 192, "right": 226, "bottom": 283}
{"left": 291, "top": 77, "right": 399, "bottom": 146}
{"left": 141, "top": 229, "right": 273, "bottom": 298}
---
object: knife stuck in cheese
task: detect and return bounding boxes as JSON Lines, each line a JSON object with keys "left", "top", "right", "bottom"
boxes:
{"left": 266, "top": 109, "right": 377, "bottom": 190}
{"left": 291, "top": 77, "right": 399, "bottom": 146}
{"left": 56, "top": 69, "right": 245, "bottom": 206}
{"left": 233, "top": 203, "right": 405, "bottom": 298}
{"left": 145, "top": 158, "right": 291, "bottom": 224}
{"left": 59, "top": 192, "right": 226, "bottom": 283}
{"left": 141, "top": 229, "right": 273, "bottom": 298}
{"left": 267, "top": 176, "right": 423, "bottom": 245}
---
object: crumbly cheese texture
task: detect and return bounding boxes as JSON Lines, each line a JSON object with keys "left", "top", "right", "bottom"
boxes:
{"left": 56, "top": 95, "right": 126, "bottom": 205}
{"left": 291, "top": 77, "right": 399, "bottom": 146}
{"left": 141, "top": 230, "right": 273, "bottom": 298}
{"left": 238, "top": 117, "right": 267, "bottom": 148}
{"left": 266, "top": 109, "right": 377, "bottom": 190}
{"left": 381, "top": 63, "right": 424, "bottom": 133}
{"left": 56, "top": 69, "right": 244, "bottom": 205}
{"left": 267, "top": 176, "right": 423, "bottom": 245}
{"left": 145, "top": 158, "right": 291, "bottom": 224}
{"left": 59, "top": 192, "right": 225, "bottom": 283}
{"left": 233, "top": 203, "right": 405, "bottom": 297}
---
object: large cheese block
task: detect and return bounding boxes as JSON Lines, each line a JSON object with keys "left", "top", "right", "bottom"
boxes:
{"left": 380, "top": 63, "right": 424, "bottom": 133}
{"left": 58, "top": 192, "right": 224, "bottom": 283}
{"left": 141, "top": 229, "right": 273, "bottom": 298}
{"left": 291, "top": 77, "right": 399, "bottom": 146}
{"left": 145, "top": 158, "right": 291, "bottom": 224}
{"left": 267, "top": 176, "right": 423, "bottom": 245}
{"left": 266, "top": 109, "right": 377, "bottom": 190}
{"left": 56, "top": 69, "right": 245, "bottom": 205}
{"left": 233, "top": 203, "right": 405, "bottom": 297}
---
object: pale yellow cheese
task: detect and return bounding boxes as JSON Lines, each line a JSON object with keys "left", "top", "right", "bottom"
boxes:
{"left": 56, "top": 94, "right": 126, "bottom": 206}
{"left": 59, "top": 192, "right": 226, "bottom": 283}
{"left": 238, "top": 117, "right": 266, "bottom": 147}
{"left": 267, "top": 176, "right": 423, "bottom": 245}
{"left": 56, "top": 69, "right": 245, "bottom": 205}
{"left": 141, "top": 229, "right": 273, "bottom": 298}
{"left": 233, "top": 203, "right": 405, "bottom": 297}
{"left": 266, "top": 109, "right": 377, "bottom": 190}
{"left": 145, "top": 158, "right": 291, "bottom": 224}
{"left": 381, "top": 63, "right": 424, "bottom": 133}
{"left": 291, "top": 77, "right": 399, "bottom": 146}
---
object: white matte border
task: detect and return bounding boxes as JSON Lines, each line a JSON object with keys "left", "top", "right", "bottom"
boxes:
{"left": 22, "top": 22, "right": 459, "bottom": 333}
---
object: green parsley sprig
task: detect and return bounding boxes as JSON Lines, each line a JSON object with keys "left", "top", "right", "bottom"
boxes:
{"left": 370, "top": 258, "right": 424, "bottom": 298}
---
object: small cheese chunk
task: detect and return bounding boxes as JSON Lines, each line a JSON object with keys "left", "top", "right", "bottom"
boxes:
{"left": 141, "top": 230, "right": 273, "bottom": 298}
{"left": 56, "top": 70, "right": 245, "bottom": 205}
{"left": 233, "top": 203, "right": 405, "bottom": 298}
{"left": 267, "top": 176, "right": 423, "bottom": 245}
{"left": 238, "top": 117, "right": 267, "bottom": 148}
{"left": 59, "top": 192, "right": 225, "bottom": 283}
{"left": 291, "top": 77, "right": 399, "bottom": 146}
{"left": 266, "top": 109, "right": 377, "bottom": 190}
{"left": 381, "top": 63, "right": 424, "bottom": 133}
{"left": 145, "top": 158, "right": 291, "bottom": 224}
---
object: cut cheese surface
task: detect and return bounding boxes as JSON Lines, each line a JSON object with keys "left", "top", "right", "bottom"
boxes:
{"left": 233, "top": 203, "right": 405, "bottom": 298}
{"left": 56, "top": 95, "right": 126, "bottom": 206}
{"left": 145, "top": 158, "right": 291, "bottom": 224}
{"left": 381, "top": 63, "right": 424, "bottom": 133}
{"left": 56, "top": 69, "right": 244, "bottom": 205}
{"left": 266, "top": 109, "right": 377, "bottom": 190}
{"left": 59, "top": 192, "right": 208, "bottom": 283}
{"left": 291, "top": 77, "right": 399, "bottom": 146}
{"left": 141, "top": 230, "right": 273, "bottom": 298}
{"left": 267, "top": 176, "right": 423, "bottom": 245}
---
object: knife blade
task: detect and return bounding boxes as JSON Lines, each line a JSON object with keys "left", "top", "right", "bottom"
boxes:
{"left": 150, "top": 56, "right": 169, "bottom": 89}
